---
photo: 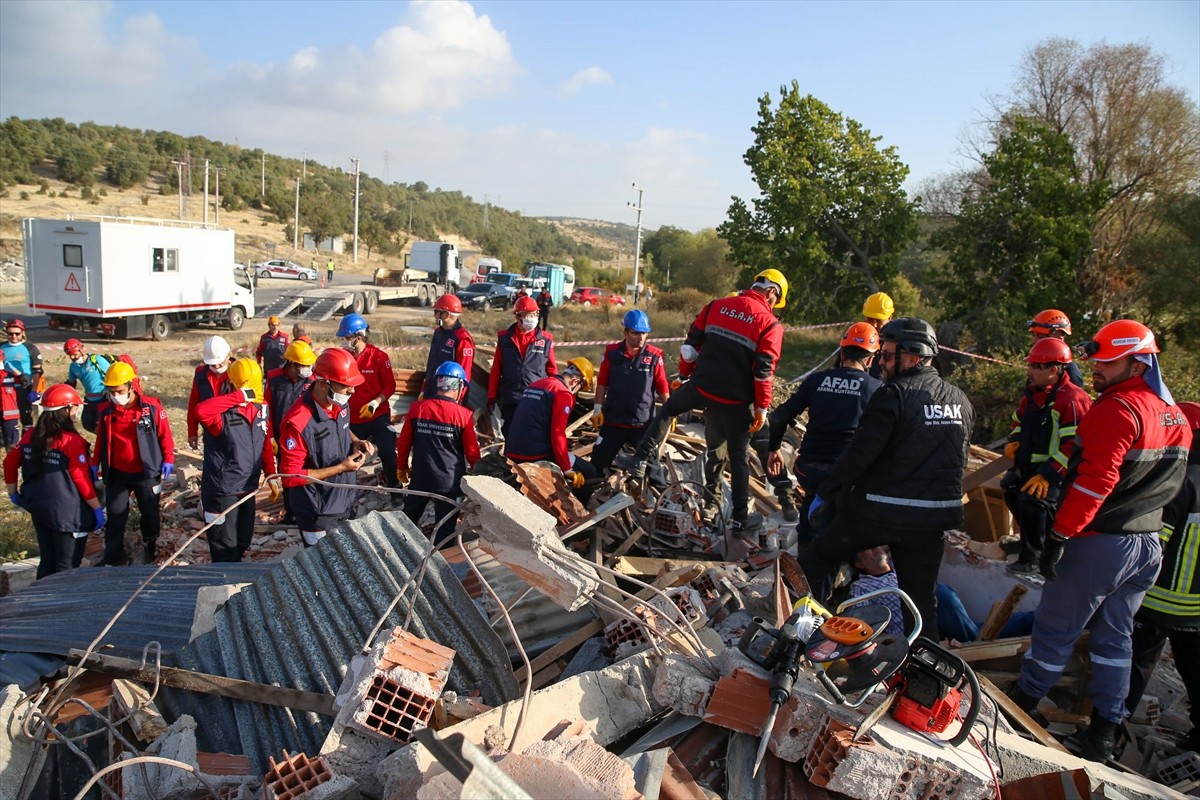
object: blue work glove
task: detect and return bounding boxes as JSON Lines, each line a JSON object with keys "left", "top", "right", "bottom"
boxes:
{"left": 90, "top": 465, "right": 100, "bottom": 483}
{"left": 8, "top": 492, "right": 26, "bottom": 510}
{"left": 161, "top": 463, "right": 175, "bottom": 481}
{"left": 807, "top": 495, "right": 825, "bottom": 524}
{"left": 1040, "top": 531, "right": 1068, "bottom": 580}
{"left": 27, "top": 390, "right": 40, "bottom": 403}
{"left": 93, "top": 507, "right": 107, "bottom": 531}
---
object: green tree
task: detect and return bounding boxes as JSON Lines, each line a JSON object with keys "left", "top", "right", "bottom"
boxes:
{"left": 357, "top": 214, "right": 390, "bottom": 260}
{"left": 1126, "top": 193, "right": 1200, "bottom": 346}
{"left": 303, "top": 183, "right": 351, "bottom": 251}
{"left": 719, "top": 85, "right": 917, "bottom": 320}
{"left": 56, "top": 143, "right": 99, "bottom": 185}
{"left": 105, "top": 149, "right": 150, "bottom": 188}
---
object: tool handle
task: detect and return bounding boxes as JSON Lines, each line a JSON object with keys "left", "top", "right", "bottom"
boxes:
{"left": 817, "top": 670, "right": 846, "bottom": 705}
{"left": 948, "top": 659, "right": 982, "bottom": 748}
{"left": 738, "top": 616, "right": 771, "bottom": 655}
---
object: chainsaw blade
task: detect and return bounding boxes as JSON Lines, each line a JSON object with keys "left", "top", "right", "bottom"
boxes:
{"left": 853, "top": 688, "right": 899, "bottom": 742}
{"left": 820, "top": 634, "right": 910, "bottom": 694}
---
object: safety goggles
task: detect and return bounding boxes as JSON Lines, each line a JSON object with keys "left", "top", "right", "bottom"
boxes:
{"left": 1027, "top": 319, "right": 1069, "bottom": 332}
{"left": 1074, "top": 341, "right": 1100, "bottom": 360}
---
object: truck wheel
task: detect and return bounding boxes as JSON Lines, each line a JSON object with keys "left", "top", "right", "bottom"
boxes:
{"left": 418, "top": 285, "right": 430, "bottom": 306}
{"left": 228, "top": 306, "right": 245, "bottom": 331}
{"left": 150, "top": 315, "right": 172, "bottom": 341}
{"left": 351, "top": 292, "right": 366, "bottom": 315}
{"left": 364, "top": 291, "right": 379, "bottom": 314}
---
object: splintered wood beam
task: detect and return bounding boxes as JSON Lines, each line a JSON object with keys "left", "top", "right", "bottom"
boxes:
{"left": 978, "top": 584, "right": 1029, "bottom": 641}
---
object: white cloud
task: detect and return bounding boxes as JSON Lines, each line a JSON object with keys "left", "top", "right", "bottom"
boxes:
{"left": 558, "top": 67, "right": 613, "bottom": 96}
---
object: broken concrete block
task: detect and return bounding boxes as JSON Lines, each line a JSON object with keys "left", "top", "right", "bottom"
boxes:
{"left": 0, "top": 558, "right": 37, "bottom": 597}
{"left": 189, "top": 582, "right": 250, "bottom": 641}
{"left": 652, "top": 654, "right": 714, "bottom": 718}
{"left": 604, "top": 587, "right": 707, "bottom": 660}
{"left": 120, "top": 714, "right": 258, "bottom": 799}
{"left": 461, "top": 475, "right": 600, "bottom": 611}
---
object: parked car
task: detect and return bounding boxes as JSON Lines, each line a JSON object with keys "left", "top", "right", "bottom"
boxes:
{"left": 254, "top": 260, "right": 317, "bottom": 281}
{"left": 570, "top": 287, "right": 626, "bottom": 306}
{"left": 456, "top": 282, "right": 513, "bottom": 310}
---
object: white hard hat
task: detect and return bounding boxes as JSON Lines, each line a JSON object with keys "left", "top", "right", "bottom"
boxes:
{"left": 203, "top": 335, "right": 231, "bottom": 365}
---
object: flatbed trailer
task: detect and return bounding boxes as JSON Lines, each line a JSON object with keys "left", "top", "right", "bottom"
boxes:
{"left": 258, "top": 268, "right": 453, "bottom": 322}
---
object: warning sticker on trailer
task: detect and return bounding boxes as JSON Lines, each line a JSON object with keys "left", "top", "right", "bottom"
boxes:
{"left": 64, "top": 273, "right": 81, "bottom": 292}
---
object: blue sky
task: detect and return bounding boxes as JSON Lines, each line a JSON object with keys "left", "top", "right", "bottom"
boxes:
{"left": 1, "top": 0, "right": 1196, "bottom": 231}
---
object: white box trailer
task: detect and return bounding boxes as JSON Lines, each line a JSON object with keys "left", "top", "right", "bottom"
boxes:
{"left": 22, "top": 216, "right": 256, "bottom": 340}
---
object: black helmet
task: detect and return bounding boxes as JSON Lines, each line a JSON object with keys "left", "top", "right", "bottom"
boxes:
{"left": 880, "top": 317, "right": 938, "bottom": 358}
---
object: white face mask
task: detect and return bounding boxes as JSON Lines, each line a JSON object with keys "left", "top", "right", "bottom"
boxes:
{"left": 210, "top": 363, "right": 229, "bottom": 375}
{"left": 70, "top": 406, "right": 83, "bottom": 422}
{"left": 343, "top": 338, "right": 358, "bottom": 352}
{"left": 519, "top": 316, "right": 537, "bottom": 331}
{"left": 109, "top": 392, "right": 131, "bottom": 406}
{"left": 72, "top": 355, "right": 86, "bottom": 365}
{"left": 330, "top": 390, "right": 351, "bottom": 407}
{"left": 298, "top": 366, "right": 313, "bottom": 378}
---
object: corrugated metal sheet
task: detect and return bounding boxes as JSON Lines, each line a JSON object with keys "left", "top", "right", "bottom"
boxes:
{"left": 160, "top": 510, "right": 519, "bottom": 772}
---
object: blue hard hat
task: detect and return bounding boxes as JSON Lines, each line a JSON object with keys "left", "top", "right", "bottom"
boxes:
{"left": 622, "top": 309, "right": 651, "bottom": 333}
{"left": 337, "top": 313, "right": 368, "bottom": 337}
{"left": 434, "top": 361, "right": 467, "bottom": 381}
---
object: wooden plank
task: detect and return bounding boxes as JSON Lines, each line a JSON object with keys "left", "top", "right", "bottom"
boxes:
{"left": 614, "top": 556, "right": 738, "bottom": 578}
{"left": 977, "top": 674, "right": 1070, "bottom": 754}
{"left": 962, "top": 454, "right": 1012, "bottom": 493}
{"left": 951, "top": 636, "right": 1032, "bottom": 663}
{"left": 978, "top": 584, "right": 1029, "bottom": 641}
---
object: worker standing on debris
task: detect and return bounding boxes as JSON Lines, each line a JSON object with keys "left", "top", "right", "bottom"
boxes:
{"left": 93, "top": 361, "right": 176, "bottom": 565}
{"left": 1029, "top": 309, "right": 1085, "bottom": 388}
{"left": 797, "top": 318, "right": 974, "bottom": 642}
{"left": 266, "top": 341, "right": 316, "bottom": 525}
{"left": 1125, "top": 401, "right": 1200, "bottom": 751}
{"left": 1001, "top": 338, "right": 1092, "bottom": 574}
{"left": 255, "top": 315, "right": 290, "bottom": 374}
{"left": 396, "top": 362, "right": 481, "bottom": 542}
{"left": 488, "top": 295, "right": 558, "bottom": 439}
{"left": 338, "top": 314, "right": 400, "bottom": 491}
{"left": 5, "top": 385, "right": 104, "bottom": 578}
{"left": 197, "top": 358, "right": 276, "bottom": 562}
{"left": 767, "top": 322, "right": 883, "bottom": 539}
{"left": 187, "top": 336, "right": 233, "bottom": 451}
{"left": 628, "top": 270, "right": 786, "bottom": 538}
{"left": 277, "top": 348, "right": 375, "bottom": 547}
{"left": 1007, "top": 320, "right": 1191, "bottom": 762}
{"left": 505, "top": 358, "right": 598, "bottom": 500}
{"left": 64, "top": 339, "right": 111, "bottom": 434}
{"left": 424, "top": 295, "right": 475, "bottom": 401}
{"left": 590, "top": 310, "right": 670, "bottom": 475}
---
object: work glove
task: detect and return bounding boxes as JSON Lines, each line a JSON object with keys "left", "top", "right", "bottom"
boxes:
{"left": 591, "top": 405, "right": 604, "bottom": 429}
{"left": 27, "top": 390, "right": 40, "bottom": 403}
{"left": 807, "top": 495, "right": 826, "bottom": 524}
{"left": 1021, "top": 474, "right": 1050, "bottom": 500}
{"left": 93, "top": 506, "right": 107, "bottom": 531}
{"left": 565, "top": 470, "right": 586, "bottom": 489}
{"left": 749, "top": 408, "right": 768, "bottom": 434}
{"left": 361, "top": 398, "right": 382, "bottom": 419}
{"left": 267, "top": 477, "right": 283, "bottom": 502}
{"left": 1040, "top": 531, "right": 1068, "bottom": 580}
{"left": 396, "top": 468, "right": 410, "bottom": 486}
{"left": 8, "top": 492, "right": 26, "bottom": 510}
{"left": 670, "top": 379, "right": 682, "bottom": 392}
{"left": 90, "top": 465, "right": 100, "bottom": 483}
{"left": 1004, "top": 441, "right": 1020, "bottom": 462}
{"left": 161, "top": 463, "right": 175, "bottom": 481}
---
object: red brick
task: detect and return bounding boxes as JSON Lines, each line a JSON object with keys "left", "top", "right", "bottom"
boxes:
{"left": 702, "top": 668, "right": 772, "bottom": 736}
{"left": 263, "top": 750, "right": 332, "bottom": 800}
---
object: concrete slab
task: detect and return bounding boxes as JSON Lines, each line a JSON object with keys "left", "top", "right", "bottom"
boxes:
{"left": 189, "top": 583, "right": 249, "bottom": 641}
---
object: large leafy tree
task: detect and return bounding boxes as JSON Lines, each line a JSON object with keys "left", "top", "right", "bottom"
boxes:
{"left": 719, "top": 84, "right": 917, "bottom": 320}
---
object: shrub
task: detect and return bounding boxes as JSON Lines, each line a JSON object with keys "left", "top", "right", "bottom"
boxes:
{"left": 140, "top": 194, "right": 150, "bottom": 206}
{"left": 20, "top": 191, "right": 28, "bottom": 200}
{"left": 81, "top": 186, "right": 94, "bottom": 200}
{"left": 944, "top": 357, "right": 1025, "bottom": 444}
{"left": 656, "top": 287, "right": 709, "bottom": 315}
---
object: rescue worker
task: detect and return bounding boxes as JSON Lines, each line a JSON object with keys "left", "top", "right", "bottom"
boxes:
{"left": 488, "top": 295, "right": 557, "bottom": 439}
{"left": 766, "top": 322, "right": 884, "bottom": 542}
{"left": 197, "top": 358, "right": 276, "bottom": 562}
{"left": 1007, "top": 320, "right": 1190, "bottom": 762}
{"left": 292, "top": 322, "right": 313, "bottom": 347}
{"left": 1002, "top": 337, "right": 1092, "bottom": 573}
{"left": 536, "top": 286, "right": 554, "bottom": 331}
{"left": 266, "top": 340, "right": 316, "bottom": 524}
{"left": 2, "top": 319, "right": 41, "bottom": 439}
{"left": 187, "top": 336, "right": 233, "bottom": 450}
{"left": 1125, "top": 402, "right": 1200, "bottom": 752}
{"left": 396, "top": 362, "right": 481, "bottom": 542}
{"left": 326, "top": 258, "right": 335, "bottom": 283}
{"left": 798, "top": 318, "right": 974, "bottom": 641}
{"left": 256, "top": 315, "right": 290, "bottom": 374}
{"left": 337, "top": 313, "right": 399, "bottom": 489}
{"left": 277, "top": 348, "right": 376, "bottom": 547}
{"left": 424, "top": 294, "right": 475, "bottom": 400}
{"left": 93, "top": 361, "right": 175, "bottom": 565}
{"left": 4, "top": 384, "right": 105, "bottom": 578}
{"left": 505, "top": 357, "right": 597, "bottom": 500}
{"left": 629, "top": 270, "right": 787, "bottom": 538}
{"left": 862, "top": 292, "right": 894, "bottom": 380}
{"left": 590, "top": 310, "right": 669, "bottom": 474}
{"left": 1029, "top": 309, "right": 1085, "bottom": 388}
{"left": 64, "top": 339, "right": 111, "bottom": 433}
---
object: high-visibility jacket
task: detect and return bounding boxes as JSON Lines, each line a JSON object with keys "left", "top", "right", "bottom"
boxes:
{"left": 1007, "top": 372, "right": 1092, "bottom": 485}
{"left": 1140, "top": 454, "right": 1200, "bottom": 626}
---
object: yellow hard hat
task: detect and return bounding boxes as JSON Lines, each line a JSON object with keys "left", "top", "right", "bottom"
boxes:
{"left": 566, "top": 357, "right": 595, "bottom": 391}
{"left": 229, "top": 357, "right": 264, "bottom": 401}
{"left": 754, "top": 268, "right": 788, "bottom": 309}
{"left": 284, "top": 340, "right": 317, "bottom": 366}
{"left": 863, "top": 292, "right": 895, "bottom": 321}
{"left": 103, "top": 361, "right": 137, "bottom": 388}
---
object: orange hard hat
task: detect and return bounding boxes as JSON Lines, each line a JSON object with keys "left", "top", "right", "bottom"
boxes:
{"left": 1025, "top": 338, "right": 1072, "bottom": 365}
{"left": 840, "top": 322, "right": 880, "bottom": 353}
{"left": 1077, "top": 319, "right": 1158, "bottom": 362}
{"left": 1029, "top": 309, "right": 1072, "bottom": 336}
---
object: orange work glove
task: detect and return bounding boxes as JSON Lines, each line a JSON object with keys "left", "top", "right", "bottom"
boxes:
{"left": 1021, "top": 474, "right": 1050, "bottom": 500}
{"left": 396, "top": 468, "right": 410, "bottom": 486}
{"left": 1004, "top": 441, "right": 1020, "bottom": 461}
{"left": 565, "top": 470, "right": 586, "bottom": 489}
{"left": 748, "top": 408, "right": 768, "bottom": 434}
{"left": 670, "top": 378, "right": 682, "bottom": 392}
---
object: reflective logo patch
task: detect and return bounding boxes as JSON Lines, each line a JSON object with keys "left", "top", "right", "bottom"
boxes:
{"left": 78, "top": 454, "right": 86, "bottom": 463}
{"left": 285, "top": 437, "right": 297, "bottom": 450}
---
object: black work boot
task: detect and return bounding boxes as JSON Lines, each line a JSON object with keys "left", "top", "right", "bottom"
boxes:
{"left": 731, "top": 513, "right": 764, "bottom": 540}
{"left": 1078, "top": 716, "right": 1118, "bottom": 763}
{"left": 778, "top": 493, "right": 799, "bottom": 523}
{"left": 1004, "top": 682, "right": 1047, "bottom": 725}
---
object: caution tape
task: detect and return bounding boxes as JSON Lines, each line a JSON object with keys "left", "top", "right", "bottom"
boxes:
{"left": 938, "top": 345, "right": 1023, "bottom": 368}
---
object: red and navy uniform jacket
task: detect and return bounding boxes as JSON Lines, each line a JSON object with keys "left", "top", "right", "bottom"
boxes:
{"left": 396, "top": 396, "right": 481, "bottom": 495}
{"left": 488, "top": 325, "right": 557, "bottom": 407}
{"left": 197, "top": 390, "right": 275, "bottom": 497}
{"left": 278, "top": 388, "right": 356, "bottom": 520}
{"left": 4, "top": 430, "right": 95, "bottom": 532}
{"left": 679, "top": 290, "right": 782, "bottom": 409}
{"left": 424, "top": 322, "right": 475, "bottom": 398}
{"left": 256, "top": 331, "right": 290, "bottom": 374}
{"left": 266, "top": 367, "right": 312, "bottom": 443}
{"left": 504, "top": 375, "right": 575, "bottom": 471}
{"left": 187, "top": 364, "right": 232, "bottom": 441}
{"left": 347, "top": 344, "right": 395, "bottom": 423}
{"left": 1055, "top": 376, "right": 1192, "bottom": 539}
{"left": 1007, "top": 372, "right": 1092, "bottom": 485}
{"left": 94, "top": 394, "right": 174, "bottom": 480}
{"left": 769, "top": 366, "right": 883, "bottom": 463}
{"left": 536, "top": 291, "right": 553, "bottom": 312}
{"left": 597, "top": 342, "right": 669, "bottom": 428}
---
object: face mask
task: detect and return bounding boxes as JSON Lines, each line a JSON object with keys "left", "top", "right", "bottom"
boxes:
{"left": 330, "top": 390, "right": 351, "bottom": 407}
{"left": 72, "top": 355, "right": 86, "bottom": 365}
{"left": 298, "top": 366, "right": 313, "bottom": 378}
{"left": 343, "top": 338, "right": 358, "bottom": 351}
{"left": 519, "top": 316, "right": 537, "bottom": 331}
{"left": 109, "top": 392, "right": 130, "bottom": 406}
{"left": 70, "top": 406, "right": 83, "bottom": 422}
{"left": 210, "top": 363, "right": 229, "bottom": 375}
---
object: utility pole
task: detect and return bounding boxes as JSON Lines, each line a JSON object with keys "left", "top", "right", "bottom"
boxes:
{"left": 483, "top": 194, "right": 489, "bottom": 229}
{"left": 350, "top": 156, "right": 361, "bottom": 264}
{"left": 214, "top": 168, "right": 224, "bottom": 226}
{"left": 628, "top": 184, "right": 645, "bottom": 303}
{"left": 293, "top": 176, "right": 301, "bottom": 250}
{"left": 171, "top": 160, "right": 186, "bottom": 220}
{"left": 203, "top": 159, "right": 210, "bottom": 225}
{"left": 383, "top": 150, "right": 390, "bottom": 184}
{"left": 261, "top": 153, "right": 266, "bottom": 198}
{"left": 302, "top": 150, "right": 307, "bottom": 179}
{"left": 408, "top": 201, "right": 413, "bottom": 233}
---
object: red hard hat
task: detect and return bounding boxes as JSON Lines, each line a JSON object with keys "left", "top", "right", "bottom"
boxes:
{"left": 434, "top": 294, "right": 463, "bottom": 314}
{"left": 1029, "top": 309, "right": 1072, "bottom": 336}
{"left": 5, "top": 319, "right": 26, "bottom": 331}
{"left": 313, "top": 347, "right": 365, "bottom": 387}
{"left": 1077, "top": 319, "right": 1159, "bottom": 362}
{"left": 1178, "top": 402, "right": 1200, "bottom": 433}
{"left": 840, "top": 322, "right": 880, "bottom": 353}
{"left": 41, "top": 383, "right": 83, "bottom": 410}
{"left": 1025, "top": 337, "right": 1073, "bottom": 365}
{"left": 514, "top": 295, "right": 538, "bottom": 314}
{"left": 64, "top": 338, "right": 84, "bottom": 354}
